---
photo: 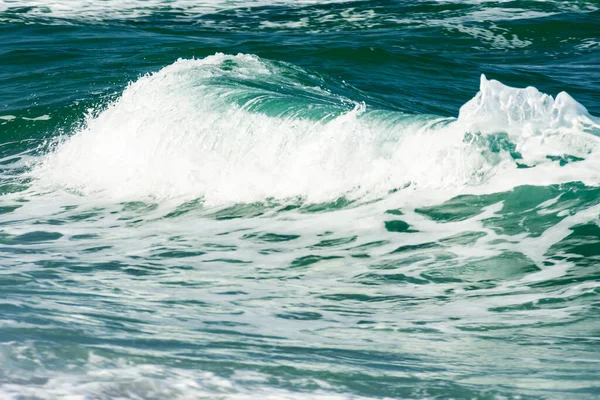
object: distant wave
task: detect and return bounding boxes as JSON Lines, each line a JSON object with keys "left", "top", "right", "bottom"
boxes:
{"left": 0, "top": 0, "right": 357, "bottom": 21}
{"left": 3, "top": 1, "right": 597, "bottom": 51}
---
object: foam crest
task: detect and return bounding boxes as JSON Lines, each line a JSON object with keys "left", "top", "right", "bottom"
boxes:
{"left": 458, "top": 74, "right": 599, "bottom": 165}
{"left": 459, "top": 74, "right": 597, "bottom": 133}
{"left": 31, "top": 55, "right": 599, "bottom": 205}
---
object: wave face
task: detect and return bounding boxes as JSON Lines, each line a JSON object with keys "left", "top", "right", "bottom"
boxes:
{"left": 32, "top": 54, "right": 599, "bottom": 205}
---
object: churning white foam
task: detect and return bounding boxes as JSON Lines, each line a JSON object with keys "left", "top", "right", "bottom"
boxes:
{"left": 458, "top": 74, "right": 599, "bottom": 164}
{"left": 31, "top": 54, "right": 600, "bottom": 205}
{"left": 0, "top": 363, "right": 388, "bottom": 400}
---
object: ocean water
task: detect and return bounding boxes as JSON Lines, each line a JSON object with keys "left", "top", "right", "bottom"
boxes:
{"left": 1, "top": 0, "right": 600, "bottom": 399}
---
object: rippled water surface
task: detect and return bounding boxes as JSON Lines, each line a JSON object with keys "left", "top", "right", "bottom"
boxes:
{"left": 1, "top": 1, "right": 599, "bottom": 399}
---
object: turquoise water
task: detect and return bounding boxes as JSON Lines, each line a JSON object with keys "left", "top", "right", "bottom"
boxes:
{"left": 1, "top": 1, "right": 600, "bottom": 399}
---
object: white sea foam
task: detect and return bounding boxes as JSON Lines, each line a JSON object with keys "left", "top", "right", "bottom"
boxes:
{"left": 458, "top": 74, "right": 599, "bottom": 165}
{"left": 22, "top": 114, "right": 51, "bottom": 121}
{"left": 459, "top": 75, "right": 595, "bottom": 132}
{"left": 0, "top": 365, "right": 388, "bottom": 400}
{"left": 29, "top": 54, "right": 599, "bottom": 205}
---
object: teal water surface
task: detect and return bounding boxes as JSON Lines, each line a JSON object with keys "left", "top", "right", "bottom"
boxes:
{"left": 1, "top": 1, "right": 600, "bottom": 399}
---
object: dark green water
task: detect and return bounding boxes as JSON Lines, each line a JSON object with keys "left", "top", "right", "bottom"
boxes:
{"left": 1, "top": 1, "right": 600, "bottom": 399}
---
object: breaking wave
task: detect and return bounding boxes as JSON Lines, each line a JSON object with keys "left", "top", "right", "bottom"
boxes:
{"left": 31, "top": 53, "right": 600, "bottom": 205}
